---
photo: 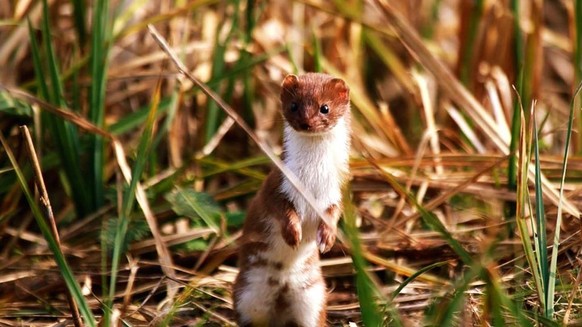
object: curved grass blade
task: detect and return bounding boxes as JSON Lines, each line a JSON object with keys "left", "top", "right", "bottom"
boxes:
{"left": 391, "top": 261, "right": 448, "bottom": 299}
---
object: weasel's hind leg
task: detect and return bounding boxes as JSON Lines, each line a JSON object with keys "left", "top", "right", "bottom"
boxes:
{"left": 233, "top": 270, "right": 273, "bottom": 326}
{"left": 284, "top": 280, "right": 327, "bottom": 327}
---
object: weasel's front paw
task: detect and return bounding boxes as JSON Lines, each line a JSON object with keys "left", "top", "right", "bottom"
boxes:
{"left": 317, "top": 221, "right": 336, "bottom": 253}
{"left": 282, "top": 220, "right": 302, "bottom": 248}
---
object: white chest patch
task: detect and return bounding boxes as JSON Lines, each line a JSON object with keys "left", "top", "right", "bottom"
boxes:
{"left": 280, "top": 117, "right": 350, "bottom": 223}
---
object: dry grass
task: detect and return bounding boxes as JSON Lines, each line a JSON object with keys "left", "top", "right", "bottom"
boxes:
{"left": 1, "top": 0, "right": 582, "bottom": 326}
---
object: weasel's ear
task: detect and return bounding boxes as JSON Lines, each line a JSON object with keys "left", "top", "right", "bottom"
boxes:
{"left": 280, "top": 74, "right": 299, "bottom": 101}
{"left": 281, "top": 74, "right": 299, "bottom": 89}
{"left": 329, "top": 78, "right": 349, "bottom": 102}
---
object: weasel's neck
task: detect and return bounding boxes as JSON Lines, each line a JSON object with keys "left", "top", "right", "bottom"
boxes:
{"left": 280, "top": 117, "right": 350, "bottom": 220}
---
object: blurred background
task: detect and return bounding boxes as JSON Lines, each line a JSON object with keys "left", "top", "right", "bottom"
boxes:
{"left": 1, "top": 0, "right": 582, "bottom": 325}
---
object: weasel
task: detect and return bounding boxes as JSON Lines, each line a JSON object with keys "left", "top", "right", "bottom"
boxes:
{"left": 233, "top": 73, "right": 351, "bottom": 327}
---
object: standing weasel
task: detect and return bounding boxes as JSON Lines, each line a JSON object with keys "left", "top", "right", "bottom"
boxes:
{"left": 233, "top": 73, "right": 351, "bottom": 327}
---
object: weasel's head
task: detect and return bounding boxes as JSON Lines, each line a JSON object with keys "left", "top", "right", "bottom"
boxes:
{"left": 280, "top": 73, "right": 350, "bottom": 134}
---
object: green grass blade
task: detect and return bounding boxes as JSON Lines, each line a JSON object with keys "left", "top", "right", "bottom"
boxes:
{"left": 199, "top": 156, "right": 268, "bottom": 179}
{"left": 532, "top": 111, "right": 549, "bottom": 316}
{"left": 151, "top": 91, "right": 179, "bottom": 151}
{"left": 205, "top": 12, "right": 234, "bottom": 143}
{"left": 71, "top": 0, "right": 87, "bottom": 46}
{"left": 205, "top": 43, "right": 226, "bottom": 142}
{"left": 204, "top": 44, "right": 228, "bottom": 142}
{"left": 574, "top": 1, "right": 582, "bottom": 154}
{"left": 108, "top": 80, "right": 161, "bottom": 305}
{"left": 547, "top": 82, "right": 582, "bottom": 318}
{"left": 426, "top": 264, "right": 482, "bottom": 326}
{"left": 483, "top": 269, "right": 532, "bottom": 327}
{"left": 343, "top": 189, "right": 401, "bottom": 327}
{"left": 391, "top": 261, "right": 447, "bottom": 299}
{"left": 71, "top": 48, "right": 82, "bottom": 114}
{"left": 0, "top": 134, "right": 97, "bottom": 327}
{"left": 514, "top": 104, "right": 545, "bottom": 312}
{"left": 109, "top": 97, "right": 171, "bottom": 135}
{"left": 41, "top": 0, "right": 66, "bottom": 106}
{"left": 485, "top": 280, "right": 505, "bottom": 326}
{"left": 507, "top": 0, "right": 524, "bottom": 219}
{"left": 313, "top": 31, "right": 322, "bottom": 73}
{"left": 27, "top": 20, "right": 49, "bottom": 101}
{"left": 31, "top": 3, "right": 92, "bottom": 217}
{"left": 458, "top": 0, "right": 483, "bottom": 86}
{"left": 204, "top": 1, "right": 248, "bottom": 142}
{"left": 244, "top": 0, "right": 257, "bottom": 43}
{"left": 241, "top": 0, "right": 257, "bottom": 125}
{"left": 166, "top": 187, "right": 221, "bottom": 233}
{"left": 89, "top": 0, "right": 112, "bottom": 210}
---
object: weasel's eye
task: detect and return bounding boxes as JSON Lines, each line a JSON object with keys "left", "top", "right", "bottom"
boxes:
{"left": 320, "top": 104, "right": 329, "bottom": 114}
{"left": 290, "top": 102, "right": 298, "bottom": 112}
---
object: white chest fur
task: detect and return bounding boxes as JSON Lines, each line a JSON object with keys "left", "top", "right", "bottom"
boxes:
{"left": 279, "top": 117, "right": 350, "bottom": 223}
